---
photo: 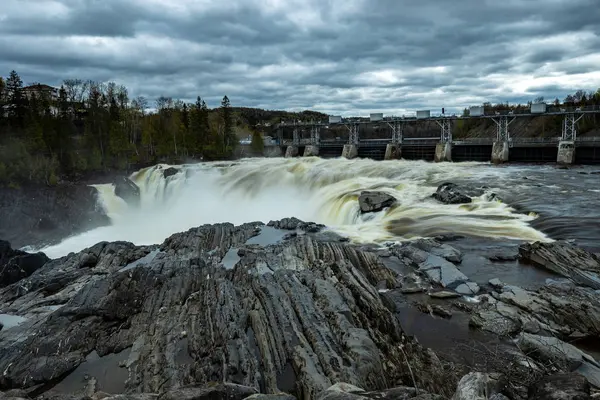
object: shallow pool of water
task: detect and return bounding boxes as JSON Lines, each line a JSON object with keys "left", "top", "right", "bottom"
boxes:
{"left": 0, "top": 314, "right": 28, "bottom": 330}
{"left": 51, "top": 349, "right": 130, "bottom": 394}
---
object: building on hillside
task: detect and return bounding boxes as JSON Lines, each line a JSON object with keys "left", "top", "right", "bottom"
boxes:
{"left": 22, "top": 84, "right": 59, "bottom": 102}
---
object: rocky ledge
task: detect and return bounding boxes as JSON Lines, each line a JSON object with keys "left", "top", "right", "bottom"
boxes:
{"left": 0, "top": 183, "right": 110, "bottom": 249}
{"left": 1, "top": 221, "right": 598, "bottom": 400}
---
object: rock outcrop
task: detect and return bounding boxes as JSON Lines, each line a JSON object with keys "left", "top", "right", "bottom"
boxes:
{"left": 0, "top": 221, "right": 453, "bottom": 399}
{"left": 0, "top": 183, "right": 110, "bottom": 249}
{"left": 470, "top": 279, "right": 600, "bottom": 340}
{"left": 316, "top": 382, "right": 443, "bottom": 399}
{"left": 0, "top": 240, "right": 49, "bottom": 288}
{"left": 451, "top": 372, "right": 505, "bottom": 400}
{"left": 357, "top": 192, "right": 396, "bottom": 214}
{"left": 162, "top": 167, "right": 180, "bottom": 179}
{"left": 431, "top": 183, "right": 478, "bottom": 205}
{"left": 114, "top": 177, "right": 141, "bottom": 207}
{"left": 519, "top": 241, "right": 600, "bottom": 289}
{"left": 4, "top": 222, "right": 599, "bottom": 398}
{"left": 267, "top": 217, "right": 324, "bottom": 233}
{"left": 527, "top": 373, "right": 591, "bottom": 400}
{"left": 391, "top": 239, "right": 479, "bottom": 295}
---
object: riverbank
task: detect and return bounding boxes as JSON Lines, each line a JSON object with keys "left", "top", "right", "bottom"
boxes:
{"left": 1, "top": 219, "right": 598, "bottom": 399}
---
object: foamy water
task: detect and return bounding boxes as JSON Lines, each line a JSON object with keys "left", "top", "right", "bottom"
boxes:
{"left": 36, "top": 157, "right": 550, "bottom": 258}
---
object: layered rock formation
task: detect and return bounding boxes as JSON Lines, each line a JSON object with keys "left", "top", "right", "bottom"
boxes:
{"left": 0, "top": 221, "right": 453, "bottom": 399}
{"left": 2, "top": 221, "right": 599, "bottom": 399}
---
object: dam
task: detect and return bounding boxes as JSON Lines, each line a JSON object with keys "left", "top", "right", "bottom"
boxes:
{"left": 275, "top": 104, "right": 600, "bottom": 164}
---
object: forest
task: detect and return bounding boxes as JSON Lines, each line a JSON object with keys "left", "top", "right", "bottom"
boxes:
{"left": 1, "top": 69, "right": 600, "bottom": 185}
{"left": 0, "top": 70, "right": 325, "bottom": 186}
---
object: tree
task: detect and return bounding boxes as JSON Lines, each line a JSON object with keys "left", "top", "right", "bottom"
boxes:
{"left": 6, "top": 70, "right": 25, "bottom": 128}
{"left": 564, "top": 94, "right": 575, "bottom": 105}
{"left": 190, "top": 96, "right": 210, "bottom": 156}
{"left": 0, "top": 76, "right": 5, "bottom": 107}
{"left": 250, "top": 130, "right": 264, "bottom": 154}
{"left": 0, "top": 77, "right": 5, "bottom": 131}
{"left": 220, "top": 95, "right": 235, "bottom": 156}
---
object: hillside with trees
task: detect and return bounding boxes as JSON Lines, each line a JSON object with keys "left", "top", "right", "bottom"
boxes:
{"left": 1, "top": 69, "right": 600, "bottom": 185}
{"left": 0, "top": 70, "right": 326, "bottom": 186}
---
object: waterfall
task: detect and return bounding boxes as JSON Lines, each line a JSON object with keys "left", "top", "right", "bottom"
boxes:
{"left": 37, "top": 157, "right": 549, "bottom": 258}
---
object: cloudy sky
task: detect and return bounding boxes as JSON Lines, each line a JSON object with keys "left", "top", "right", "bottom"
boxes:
{"left": 1, "top": 0, "right": 600, "bottom": 116}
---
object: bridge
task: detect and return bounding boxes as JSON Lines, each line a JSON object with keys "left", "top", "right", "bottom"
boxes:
{"left": 276, "top": 104, "right": 600, "bottom": 164}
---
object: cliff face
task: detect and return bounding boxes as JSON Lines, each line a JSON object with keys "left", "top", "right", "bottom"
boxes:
{"left": 0, "top": 183, "right": 110, "bottom": 249}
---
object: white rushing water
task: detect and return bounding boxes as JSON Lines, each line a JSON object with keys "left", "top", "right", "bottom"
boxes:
{"left": 37, "top": 157, "right": 550, "bottom": 258}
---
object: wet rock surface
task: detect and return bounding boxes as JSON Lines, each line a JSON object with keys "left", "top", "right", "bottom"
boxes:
{"left": 0, "top": 221, "right": 452, "bottom": 399}
{"left": 462, "top": 242, "right": 600, "bottom": 392}
{"left": 0, "top": 240, "right": 49, "bottom": 288}
{"left": 2, "top": 224, "right": 600, "bottom": 399}
{"left": 267, "top": 217, "right": 324, "bottom": 233}
{"left": 162, "top": 167, "right": 180, "bottom": 179}
{"left": 391, "top": 239, "right": 479, "bottom": 295}
{"left": 357, "top": 191, "right": 396, "bottom": 214}
{"left": 519, "top": 241, "right": 600, "bottom": 290}
{"left": 431, "top": 183, "right": 479, "bottom": 205}
{"left": 114, "top": 177, "right": 140, "bottom": 207}
{"left": 0, "top": 184, "right": 110, "bottom": 249}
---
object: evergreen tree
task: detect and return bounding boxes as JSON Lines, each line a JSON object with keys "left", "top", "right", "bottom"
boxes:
{"left": 0, "top": 77, "right": 5, "bottom": 109}
{"left": 190, "top": 96, "right": 211, "bottom": 156}
{"left": 220, "top": 95, "right": 235, "bottom": 156}
{"left": 6, "top": 70, "right": 25, "bottom": 128}
{"left": 0, "top": 77, "right": 5, "bottom": 132}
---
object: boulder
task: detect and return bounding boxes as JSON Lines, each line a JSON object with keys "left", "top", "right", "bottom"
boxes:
{"left": 392, "top": 240, "right": 479, "bottom": 295}
{"left": 162, "top": 167, "right": 179, "bottom": 179}
{"left": 431, "top": 183, "right": 477, "bottom": 205}
{"left": 469, "top": 310, "right": 522, "bottom": 337}
{"left": 429, "top": 291, "right": 461, "bottom": 299}
{"left": 316, "top": 383, "right": 443, "bottom": 400}
{"left": 468, "top": 281, "right": 600, "bottom": 341}
{"left": 488, "top": 278, "right": 504, "bottom": 288}
{"left": 0, "top": 240, "right": 49, "bottom": 287}
{"left": 528, "top": 373, "right": 590, "bottom": 400}
{"left": 451, "top": 372, "right": 505, "bottom": 400}
{"left": 159, "top": 383, "right": 258, "bottom": 400}
{"left": 409, "top": 239, "right": 463, "bottom": 263}
{"left": 358, "top": 191, "right": 396, "bottom": 213}
{"left": 114, "top": 176, "right": 141, "bottom": 207}
{"left": 267, "top": 217, "right": 324, "bottom": 232}
{"left": 517, "top": 333, "right": 600, "bottom": 387}
{"left": 519, "top": 241, "right": 600, "bottom": 290}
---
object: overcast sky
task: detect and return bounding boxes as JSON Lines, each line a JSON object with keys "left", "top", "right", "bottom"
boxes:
{"left": 1, "top": 0, "right": 600, "bottom": 116}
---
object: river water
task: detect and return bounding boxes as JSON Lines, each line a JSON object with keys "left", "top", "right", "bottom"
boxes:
{"left": 35, "top": 158, "right": 600, "bottom": 258}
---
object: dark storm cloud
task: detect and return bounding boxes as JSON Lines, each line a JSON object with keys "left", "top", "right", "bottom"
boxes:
{"left": 1, "top": 0, "right": 600, "bottom": 115}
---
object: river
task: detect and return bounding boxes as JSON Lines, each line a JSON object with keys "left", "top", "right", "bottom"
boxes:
{"left": 35, "top": 157, "right": 600, "bottom": 259}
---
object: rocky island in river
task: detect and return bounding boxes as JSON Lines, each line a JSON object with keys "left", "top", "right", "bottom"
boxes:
{"left": 1, "top": 158, "right": 600, "bottom": 400}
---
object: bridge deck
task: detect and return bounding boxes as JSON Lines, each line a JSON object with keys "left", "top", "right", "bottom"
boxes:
{"left": 278, "top": 105, "right": 600, "bottom": 128}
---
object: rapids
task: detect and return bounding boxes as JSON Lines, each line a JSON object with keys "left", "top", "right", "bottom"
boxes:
{"left": 35, "top": 157, "right": 554, "bottom": 259}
